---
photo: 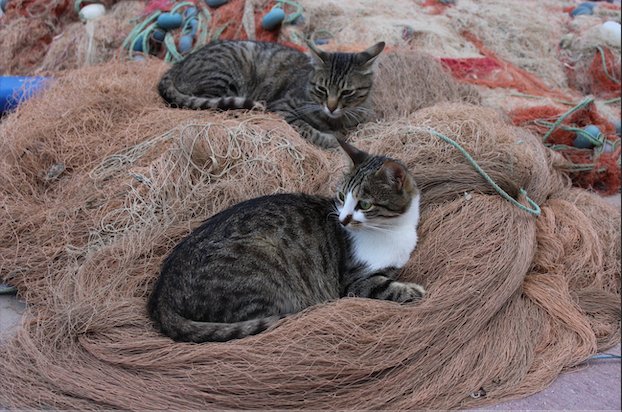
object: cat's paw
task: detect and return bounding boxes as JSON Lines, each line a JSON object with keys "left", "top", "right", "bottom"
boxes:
{"left": 315, "top": 132, "right": 339, "bottom": 149}
{"left": 390, "top": 281, "right": 425, "bottom": 303}
{"left": 252, "top": 101, "right": 267, "bottom": 111}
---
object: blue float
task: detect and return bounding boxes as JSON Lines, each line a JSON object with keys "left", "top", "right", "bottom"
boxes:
{"left": 612, "top": 120, "right": 621, "bottom": 135}
{"left": 1, "top": 77, "right": 52, "bottom": 115}
{"left": 132, "top": 35, "right": 144, "bottom": 52}
{"left": 186, "top": 18, "right": 199, "bottom": 38}
{"left": 1, "top": 0, "right": 10, "bottom": 13}
{"left": 184, "top": 7, "right": 197, "bottom": 18}
{"left": 262, "top": 8, "right": 285, "bottom": 31}
{"left": 570, "top": 2, "right": 597, "bottom": 17}
{"left": 205, "top": 0, "right": 228, "bottom": 8}
{"left": 151, "top": 29, "right": 166, "bottom": 43}
{"left": 574, "top": 125, "right": 600, "bottom": 149}
{"left": 178, "top": 35, "right": 193, "bottom": 54}
{"left": 157, "top": 13, "right": 183, "bottom": 30}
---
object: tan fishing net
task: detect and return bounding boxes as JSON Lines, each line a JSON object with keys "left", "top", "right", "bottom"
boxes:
{"left": 0, "top": 59, "right": 619, "bottom": 410}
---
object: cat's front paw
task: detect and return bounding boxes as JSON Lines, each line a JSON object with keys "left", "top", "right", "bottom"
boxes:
{"left": 390, "top": 281, "right": 425, "bottom": 303}
{"left": 315, "top": 132, "right": 339, "bottom": 149}
{"left": 252, "top": 101, "right": 267, "bottom": 111}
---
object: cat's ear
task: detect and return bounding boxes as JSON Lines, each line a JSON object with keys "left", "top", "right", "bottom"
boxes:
{"left": 337, "top": 139, "right": 368, "bottom": 167}
{"left": 307, "top": 41, "right": 329, "bottom": 64}
{"left": 356, "top": 42, "right": 385, "bottom": 67}
{"left": 377, "top": 160, "right": 408, "bottom": 190}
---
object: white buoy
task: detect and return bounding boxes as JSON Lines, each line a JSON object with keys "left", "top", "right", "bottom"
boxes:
{"left": 79, "top": 3, "right": 106, "bottom": 22}
{"left": 601, "top": 21, "right": 621, "bottom": 48}
{"left": 602, "top": 21, "right": 621, "bottom": 37}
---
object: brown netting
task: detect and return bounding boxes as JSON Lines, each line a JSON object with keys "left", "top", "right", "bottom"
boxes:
{"left": 0, "top": 61, "right": 620, "bottom": 410}
{"left": 0, "top": 0, "right": 125, "bottom": 75}
{"left": 370, "top": 50, "right": 482, "bottom": 120}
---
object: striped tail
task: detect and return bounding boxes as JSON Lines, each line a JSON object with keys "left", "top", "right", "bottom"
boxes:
{"left": 158, "top": 71, "right": 260, "bottom": 111}
{"left": 151, "top": 302, "right": 283, "bottom": 343}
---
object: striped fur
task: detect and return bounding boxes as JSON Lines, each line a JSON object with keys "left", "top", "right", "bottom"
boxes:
{"left": 147, "top": 141, "right": 424, "bottom": 343}
{"left": 157, "top": 40, "right": 384, "bottom": 149}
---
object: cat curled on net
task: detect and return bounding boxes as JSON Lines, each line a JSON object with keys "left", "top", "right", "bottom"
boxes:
{"left": 148, "top": 140, "right": 425, "bottom": 342}
{"left": 158, "top": 39, "right": 385, "bottom": 149}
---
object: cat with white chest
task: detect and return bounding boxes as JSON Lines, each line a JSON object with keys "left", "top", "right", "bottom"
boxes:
{"left": 148, "top": 139, "right": 424, "bottom": 342}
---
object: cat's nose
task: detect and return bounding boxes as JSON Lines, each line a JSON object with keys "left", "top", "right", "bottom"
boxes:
{"left": 340, "top": 215, "right": 353, "bottom": 226}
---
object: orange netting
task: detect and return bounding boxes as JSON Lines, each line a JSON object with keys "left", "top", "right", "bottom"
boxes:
{"left": 510, "top": 102, "right": 621, "bottom": 195}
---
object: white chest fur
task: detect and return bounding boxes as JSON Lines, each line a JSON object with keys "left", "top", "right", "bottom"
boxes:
{"left": 348, "top": 195, "right": 420, "bottom": 272}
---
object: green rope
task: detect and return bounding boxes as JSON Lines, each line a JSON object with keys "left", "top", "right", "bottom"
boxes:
{"left": 535, "top": 120, "right": 604, "bottom": 148}
{"left": 195, "top": 11, "right": 210, "bottom": 48}
{"left": 273, "top": 0, "right": 304, "bottom": 24}
{"left": 603, "top": 97, "right": 621, "bottom": 105}
{"left": 163, "top": 32, "right": 183, "bottom": 63}
{"left": 540, "top": 97, "right": 594, "bottom": 143}
{"left": 121, "top": 12, "right": 161, "bottom": 59}
{"left": 596, "top": 46, "right": 620, "bottom": 84}
{"left": 425, "top": 130, "right": 541, "bottom": 217}
{"left": 212, "top": 22, "right": 231, "bottom": 41}
{"left": 120, "top": 1, "right": 214, "bottom": 63}
{"left": 310, "top": 30, "right": 337, "bottom": 43}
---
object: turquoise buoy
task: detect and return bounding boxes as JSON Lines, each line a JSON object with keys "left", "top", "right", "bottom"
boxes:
{"left": 205, "top": 0, "right": 228, "bottom": 8}
{"left": 186, "top": 18, "right": 198, "bottom": 38}
{"left": 262, "top": 8, "right": 285, "bottom": 30}
{"left": 151, "top": 29, "right": 166, "bottom": 43}
{"left": 574, "top": 125, "right": 600, "bottom": 149}
{"left": 132, "top": 35, "right": 144, "bottom": 52}
{"left": 570, "top": 2, "right": 596, "bottom": 17}
{"left": 178, "top": 35, "right": 193, "bottom": 54}
{"left": 185, "top": 7, "right": 197, "bottom": 18}
{"left": 1, "top": 0, "right": 9, "bottom": 13}
{"left": 612, "top": 120, "right": 621, "bottom": 135}
{"left": 157, "top": 13, "right": 183, "bottom": 30}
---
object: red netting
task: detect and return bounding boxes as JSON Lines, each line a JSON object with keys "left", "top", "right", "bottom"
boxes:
{"left": 446, "top": 31, "right": 573, "bottom": 101}
{"left": 568, "top": 47, "right": 621, "bottom": 98}
{"left": 510, "top": 103, "right": 621, "bottom": 195}
{"left": 440, "top": 57, "right": 503, "bottom": 81}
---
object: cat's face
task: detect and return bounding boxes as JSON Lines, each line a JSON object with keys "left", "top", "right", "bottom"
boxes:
{"left": 307, "top": 42, "right": 385, "bottom": 122}
{"left": 334, "top": 140, "right": 418, "bottom": 232}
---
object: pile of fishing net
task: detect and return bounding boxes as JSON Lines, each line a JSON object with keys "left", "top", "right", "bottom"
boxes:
{"left": 0, "top": 60, "right": 619, "bottom": 410}
{"left": 0, "top": 0, "right": 130, "bottom": 75}
{"left": 561, "top": 13, "right": 621, "bottom": 99}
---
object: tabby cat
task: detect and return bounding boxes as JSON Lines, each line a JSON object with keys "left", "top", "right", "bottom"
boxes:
{"left": 148, "top": 139, "right": 424, "bottom": 342}
{"left": 157, "top": 39, "right": 385, "bottom": 149}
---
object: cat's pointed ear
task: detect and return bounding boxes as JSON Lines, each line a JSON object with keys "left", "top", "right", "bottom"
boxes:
{"left": 377, "top": 160, "right": 407, "bottom": 190}
{"left": 337, "top": 139, "right": 368, "bottom": 167}
{"left": 356, "top": 42, "right": 385, "bottom": 67}
{"left": 307, "top": 41, "right": 329, "bottom": 64}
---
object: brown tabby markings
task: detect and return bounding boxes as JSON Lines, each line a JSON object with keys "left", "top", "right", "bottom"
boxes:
{"left": 157, "top": 39, "right": 385, "bottom": 149}
{"left": 148, "top": 140, "right": 424, "bottom": 343}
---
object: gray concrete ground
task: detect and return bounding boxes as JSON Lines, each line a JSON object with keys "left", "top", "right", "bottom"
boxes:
{"left": 1, "top": 194, "right": 620, "bottom": 410}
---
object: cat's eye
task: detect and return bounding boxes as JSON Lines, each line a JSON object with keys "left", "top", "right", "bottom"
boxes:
{"left": 337, "top": 192, "right": 345, "bottom": 203}
{"left": 340, "top": 89, "right": 355, "bottom": 97}
{"left": 357, "top": 200, "right": 372, "bottom": 210}
{"left": 316, "top": 85, "right": 328, "bottom": 95}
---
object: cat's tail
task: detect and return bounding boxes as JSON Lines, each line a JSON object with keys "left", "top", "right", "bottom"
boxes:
{"left": 150, "top": 302, "right": 283, "bottom": 343}
{"left": 158, "top": 71, "right": 263, "bottom": 111}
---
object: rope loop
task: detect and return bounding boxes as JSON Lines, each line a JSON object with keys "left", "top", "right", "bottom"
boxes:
{"left": 424, "top": 129, "right": 541, "bottom": 217}
{"left": 596, "top": 46, "right": 620, "bottom": 84}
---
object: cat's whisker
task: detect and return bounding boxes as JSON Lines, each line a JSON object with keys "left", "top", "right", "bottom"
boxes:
{"left": 289, "top": 104, "right": 324, "bottom": 120}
